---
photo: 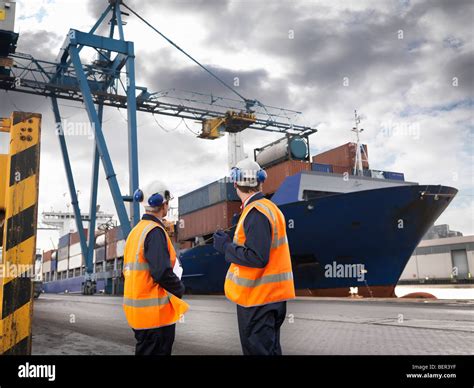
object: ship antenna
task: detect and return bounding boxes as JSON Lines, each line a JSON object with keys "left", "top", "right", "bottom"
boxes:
{"left": 351, "top": 110, "right": 366, "bottom": 176}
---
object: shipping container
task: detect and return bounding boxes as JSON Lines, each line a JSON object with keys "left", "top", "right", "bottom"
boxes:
{"left": 69, "top": 229, "right": 88, "bottom": 245}
{"left": 312, "top": 142, "right": 369, "bottom": 169}
{"left": 69, "top": 254, "right": 83, "bottom": 269}
{"left": 95, "top": 246, "right": 106, "bottom": 263}
{"left": 106, "top": 226, "right": 123, "bottom": 243}
{"left": 331, "top": 165, "right": 352, "bottom": 175}
{"left": 69, "top": 242, "right": 82, "bottom": 258}
{"left": 255, "top": 136, "right": 309, "bottom": 167}
{"left": 43, "top": 250, "right": 54, "bottom": 262}
{"left": 178, "top": 201, "right": 241, "bottom": 241}
{"left": 106, "top": 241, "right": 117, "bottom": 260}
{"left": 179, "top": 180, "right": 239, "bottom": 216}
{"left": 42, "top": 260, "right": 51, "bottom": 274}
{"left": 263, "top": 160, "right": 311, "bottom": 195}
{"left": 58, "top": 233, "right": 70, "bottom": 249}
{"left": 58, "top": 245, "right": 69, "bottom": 261}
{"left": 383, "top": 171, "right": 405, "bottom": 181}
{"left": 311, "top": 163, "right": 333, "bottom": 173}
{"left": 57, "top": 259, "right": 68, "bottom": 273}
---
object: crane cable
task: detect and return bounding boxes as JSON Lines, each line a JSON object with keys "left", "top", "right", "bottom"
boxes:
{"left": 121, "top": 2, "right": 251, "bottom": 107}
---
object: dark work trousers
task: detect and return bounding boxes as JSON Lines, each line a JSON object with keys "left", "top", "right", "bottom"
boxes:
{"left": 133, "top": 324, "right": 176, "bottom": 355}
{"left": 236, "top": 301, "right": 287, "bottom": 355}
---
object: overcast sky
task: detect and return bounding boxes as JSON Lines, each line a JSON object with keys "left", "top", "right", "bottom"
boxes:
{"left": 0, "top": 0, "right": 472, "bottom": 250}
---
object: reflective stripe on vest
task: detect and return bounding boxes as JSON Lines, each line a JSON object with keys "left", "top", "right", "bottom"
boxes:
{"left": 124, "top": 262, "right": 150, "bottom": 271}
{"left": 225, "top": 198, "right": 295, "bottom": 307}
{"left": 226, "top": 271, "right": 293, "bottom": 288}
{"left": 123, "top": 295, "right": 170, "bottom": 308}
{"left": 123, "top": 220, "right": 189, "bottom": 329}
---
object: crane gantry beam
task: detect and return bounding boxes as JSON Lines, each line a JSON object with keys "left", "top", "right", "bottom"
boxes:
{"left": 0, "top": 53, "right": 316, "bottom": 137}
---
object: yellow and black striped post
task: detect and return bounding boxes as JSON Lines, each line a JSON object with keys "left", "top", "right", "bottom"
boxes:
{"left": 0, "top": 112, "right": 41, "bottom": 355}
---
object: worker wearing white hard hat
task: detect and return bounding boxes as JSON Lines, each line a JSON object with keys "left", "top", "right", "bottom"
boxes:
{"left": 123, "top": 181, "right": 188, "bottom": 355}
{"left": 213, "top": 158, "right": 295, "bottom": 355}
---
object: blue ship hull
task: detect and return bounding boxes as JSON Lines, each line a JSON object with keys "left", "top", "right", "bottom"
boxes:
{"left": 179, "top": 184, "right": 457, "bottom": 297}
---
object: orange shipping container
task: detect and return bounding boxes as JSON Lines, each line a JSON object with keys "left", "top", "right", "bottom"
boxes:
{"left": 43, "top": 250, "right": 54, "bottom": 262}
{"left": 312, "top": 142, "right": 369, "bottom": 169}
{"left": 263, "top": 160, "right": 311, "bottom": 195}
{"left": 178, "top": 201, "right": 241, "bottom": 241}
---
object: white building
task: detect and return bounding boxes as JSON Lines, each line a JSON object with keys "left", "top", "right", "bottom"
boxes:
{"left": 400, "top": 235, "right": 474, "bottom": 283}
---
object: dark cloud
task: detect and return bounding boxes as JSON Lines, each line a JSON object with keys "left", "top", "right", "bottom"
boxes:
{"left": 446, "top": 51, "right": 474, "bottom": 92}
{"left": 135, "top": 51, "right": 293, "bottom": 110}
{"left": 154, "top": 0, "right": 473, "bottom": 115}
{"left": 16, "top": 29, "right": 63, "bottom": 61}
{"left": 88, "top": 0, "right": 230, "bottom": 16}
{"left": 82, "top": 0, "right": 474, "bottom": 109}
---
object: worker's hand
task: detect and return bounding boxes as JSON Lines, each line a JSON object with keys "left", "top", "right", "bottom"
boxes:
{"left": 213, "top": 230, "right": 231, "bottom": 254}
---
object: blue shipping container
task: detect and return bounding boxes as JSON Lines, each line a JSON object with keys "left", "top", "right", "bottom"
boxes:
{"left": 383, "top": 171, "right": 405, "bottom": 181}
{"left": 311, "top": 163, "right": 333, "bottom": 173}
{"left": 58, "top": 246, "right": 69, "bottom": 261}
{"left": 58, "top": 234, "right": 70, "bottom": 248}
{"left": 179, "top": 179, "right": 239, "bottom": 215}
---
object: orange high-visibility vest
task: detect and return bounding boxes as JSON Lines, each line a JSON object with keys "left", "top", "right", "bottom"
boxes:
{"left": 225, "top": 197, "right": 295, "bottom": 307}
{"left": 123, "top": 219, "right": 189, "bottom": 329}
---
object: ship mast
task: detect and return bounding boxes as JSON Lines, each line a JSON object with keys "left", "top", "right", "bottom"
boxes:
{"left": 228, "top": 132, "right": 246, "bottom": 169}
{"left": 351, "top": 110, "right": 366, "bottom": 176}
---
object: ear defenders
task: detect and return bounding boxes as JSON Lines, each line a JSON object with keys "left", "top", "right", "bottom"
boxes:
{"left": 133, "top": 189, "right": 172, "bottom": 207}
{"left": 256, "top": 169, "right": 267, "bottom": 182}
{"left": 133, "top": 189, "right": 144, "bottom": 203}
{"left": 148, "top": 192, "right": 165, "bottom": 207}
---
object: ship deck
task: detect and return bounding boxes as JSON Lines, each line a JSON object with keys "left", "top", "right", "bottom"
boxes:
{"left": 32, "top": 294, "right": 473, "bottom": 355}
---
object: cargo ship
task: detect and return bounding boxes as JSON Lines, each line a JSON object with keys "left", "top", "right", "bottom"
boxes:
{"left": 39, "top": 134, "right": 457, "bottom": 298}
{"left": 177, "top": 136, "right": 458, "bottom": 297}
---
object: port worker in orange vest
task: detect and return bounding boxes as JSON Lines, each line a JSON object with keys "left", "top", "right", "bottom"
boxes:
{"left": 123, "top": 181, "right": 188, "bottom": 355}
{"left": 213, "top": 158, "right": 295, "bottom": 355}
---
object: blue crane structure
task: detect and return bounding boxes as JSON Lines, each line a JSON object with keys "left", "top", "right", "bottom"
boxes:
{"left": 0, "top": 0, "right": 317, "bottom": 294}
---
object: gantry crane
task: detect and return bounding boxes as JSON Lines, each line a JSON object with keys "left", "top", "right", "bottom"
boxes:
{"left": 0, "top": 0, "right": 317, "bottom": 294}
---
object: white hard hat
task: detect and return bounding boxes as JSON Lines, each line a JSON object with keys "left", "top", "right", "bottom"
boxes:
{"left": 230, "top": 158, "right": 267, "bottom": 187}
{"left": 133, "top": 181, "right": 173, "bottom": 210}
